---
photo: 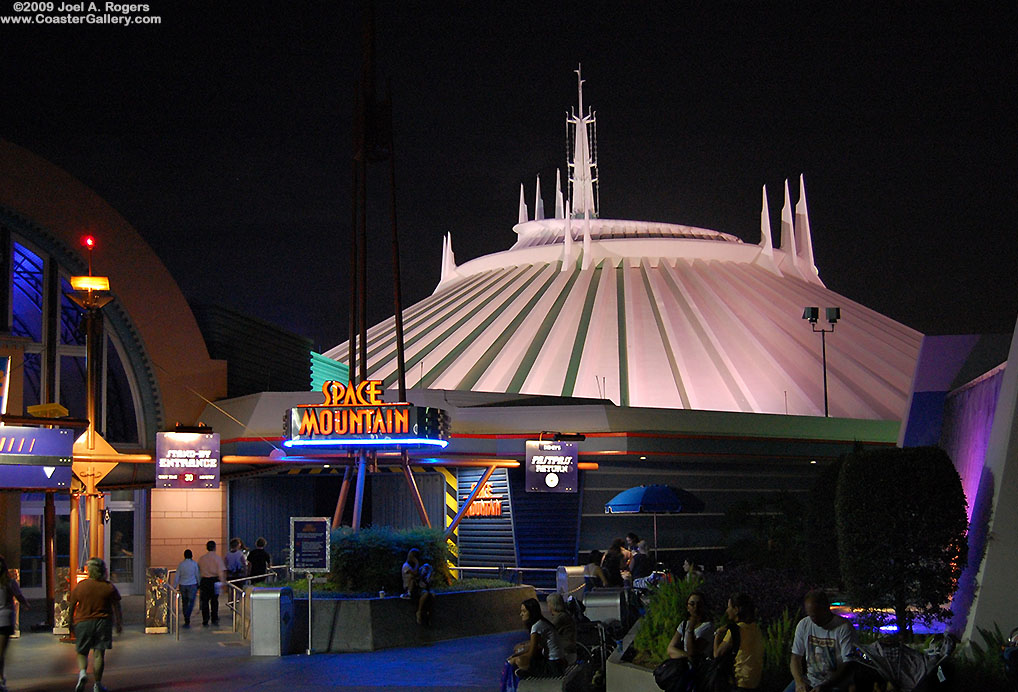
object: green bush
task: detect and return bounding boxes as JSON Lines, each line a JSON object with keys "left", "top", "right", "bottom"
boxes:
{"left": 954, "top": 624, "right": 1010, "bottom": 691}
{"left": 328, "top": 526, "right": 452, "bottom": 594}
{"left": 760, "top": 607, "right": 799, "bottom": 690}
{"left": 632, "top": 575, "right": 704, "bottom": 666}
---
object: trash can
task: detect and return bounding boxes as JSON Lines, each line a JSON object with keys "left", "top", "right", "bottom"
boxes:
{"left": 250, "top": 587, "right": 294, "bottom": 656}
{"left": 556, "top": 565, "right": 585, "bottom": 601}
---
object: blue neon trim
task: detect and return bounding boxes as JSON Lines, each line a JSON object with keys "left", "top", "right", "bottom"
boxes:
{"left": 283, "top": 437, "right": 448, "bottom": 449}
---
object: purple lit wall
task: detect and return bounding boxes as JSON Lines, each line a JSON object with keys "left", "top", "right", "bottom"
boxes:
{"left": 940, "top": 365, "right": 1005, "bottom": 521}
{"left": 939, "top": 363, "right": 1006, "bottom": 635}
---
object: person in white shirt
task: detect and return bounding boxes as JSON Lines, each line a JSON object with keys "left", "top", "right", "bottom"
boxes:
{"left": 196, "top": 541, "right": 227, "bottom": 627}
{"left": 785, "top": 590, "right": 857, "bottom": 692}
{"left": 172, "top": 550, "right": 200, "bottom": 628}
{"left": 667, "top": 591, "right": 715, "bottom": 661}
{"left": 508, "top": 598, "right": 566, "bottom": 677}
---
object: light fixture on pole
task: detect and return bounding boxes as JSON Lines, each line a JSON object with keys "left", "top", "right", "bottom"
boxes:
{"left": 66, "top": 234, "right": 113, "bottom": 564}
{"left": 802, "top": 306, "right": 840, "bottom": 417}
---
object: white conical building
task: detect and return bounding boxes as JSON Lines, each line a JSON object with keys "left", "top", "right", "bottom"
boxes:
{"left": 324, "top": 75, "right": 920, "bottom": 420}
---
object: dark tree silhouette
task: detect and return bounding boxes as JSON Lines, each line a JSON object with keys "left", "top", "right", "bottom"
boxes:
{"left": 836, "top": 446, "right": 968, "bottom": 635}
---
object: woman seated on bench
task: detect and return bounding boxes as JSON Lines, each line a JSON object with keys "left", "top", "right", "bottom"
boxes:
{"left": 508, "top": 598, "right": 567, "bottom": 677}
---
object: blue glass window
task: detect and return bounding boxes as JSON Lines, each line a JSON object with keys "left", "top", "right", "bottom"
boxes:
{"left": 60, "top": 277, "right": 86, "bottom": 346}
{"left": 11, "top": 243, "right": 43, "bottom": 341}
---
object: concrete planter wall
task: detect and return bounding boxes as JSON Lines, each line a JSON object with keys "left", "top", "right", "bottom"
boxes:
{"left": 289, "top": 584, "right": 536, "bottom": 653}
{"left": 605, "top": 619, "right": 659, "bottom": 692}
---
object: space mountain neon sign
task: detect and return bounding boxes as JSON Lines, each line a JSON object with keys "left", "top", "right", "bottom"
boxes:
{"left": 283, "top": 380, "right": 449, "bottom": 450}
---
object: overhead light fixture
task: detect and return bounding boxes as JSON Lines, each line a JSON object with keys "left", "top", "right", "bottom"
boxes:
{"left": 70, "top": 275, "right": 110, "bottom": 292}
{"left": 801, "top": 306, "right": 841, "bottom": 417}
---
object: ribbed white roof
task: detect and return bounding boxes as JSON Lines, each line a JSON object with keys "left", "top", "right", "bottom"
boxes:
{"left": 324, "top": 76, "right": 921, "bottom": 420}
{"left": 324, "top": 212, "right": 921, "bottom": 419}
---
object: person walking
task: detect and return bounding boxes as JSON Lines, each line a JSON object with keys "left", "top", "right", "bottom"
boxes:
{"left": 172, "top": 549, "right": 200, "bottom": 628}
{"left": 197, "top": 540, "right": 226, "bottom": 627}
{"left": 0, "top": 556, "right": 29, "bottom": 692}
{"left": 225, "top": 538, "right": 247, "bottom": 584}
{"left": 246, "top": 538, "right": 271, "bottom": 583}
{"left": 68, "top": 557, "right": 122, "bottom": 692}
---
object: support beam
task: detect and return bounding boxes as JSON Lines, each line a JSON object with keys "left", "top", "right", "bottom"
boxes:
{"left": 351, "top": 452, "right": 368, "bottom": 531}
{"left": 444, "top": 464, "right": 497, "bottom": 539}
{"left": 68, "top": 492, "right": 79, "bottom": 575}
{"left": 400, "top": 450, "right": 431, "bottom": 528}
{"left": 44, "top": 491, "right": 56, "bottom": 626}
{"left": 332, "top": 465, "right": 353, "bottom": 529}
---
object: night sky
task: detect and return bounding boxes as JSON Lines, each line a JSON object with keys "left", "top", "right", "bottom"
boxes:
{"left": 2, "top": 3, "right": 1015, "bottom": 351}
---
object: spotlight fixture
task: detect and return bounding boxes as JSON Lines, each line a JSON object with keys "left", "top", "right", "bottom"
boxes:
{"left": 801, "top": 306, "right": 841, "bottom": 417}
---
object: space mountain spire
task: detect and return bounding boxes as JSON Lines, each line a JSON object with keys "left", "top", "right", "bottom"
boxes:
{"left": 754, "top": 185, "right": 781, "bottom": 275}
{"left": 567, "top": 65, "right": 598, "bottom": 219}
{"left": 794, "top": 175, "right": 820, "bottom": 282}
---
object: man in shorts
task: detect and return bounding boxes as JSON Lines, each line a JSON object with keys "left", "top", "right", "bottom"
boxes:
{"left": 68, "top": 557, "right": 123, "bottom": 692}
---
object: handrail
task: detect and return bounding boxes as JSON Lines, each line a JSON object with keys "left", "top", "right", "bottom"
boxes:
{"left": 224, "top": 564, "right": 288, "bottom": 638}
{"left": 160, "top": 578, "right": 181, "bottom": 641}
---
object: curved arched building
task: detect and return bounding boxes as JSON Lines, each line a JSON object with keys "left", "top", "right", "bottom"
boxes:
{"left": 0, "top": 138, "right": 227, "bottom": 596}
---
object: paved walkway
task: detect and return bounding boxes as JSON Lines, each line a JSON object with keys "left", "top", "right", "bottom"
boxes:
{"left": 7, "top": 597, "right": 519, "bottom": 692}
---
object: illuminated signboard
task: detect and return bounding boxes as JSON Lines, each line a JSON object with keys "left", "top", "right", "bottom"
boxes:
{"left": 525, "top": 440, "right": 578, "bottom": 493}
{"left": 290, "top": 516, "right": 330, "bottom": 573}
{"left": 463, "top": 482, "right": 503, "bottom": 517}
{"left": 0, "top": 426, "right": 73, "bottom": 489}
{"left": 155, "top": 432, "right": 220, "bottom": 489}
{"left": 284, "top": 380, "right": 449, "bottom": 450}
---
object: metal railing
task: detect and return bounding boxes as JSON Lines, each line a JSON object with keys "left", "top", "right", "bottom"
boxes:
{"left": 224, "top": 565, "right": 288, "bottom": 639}
{"left": 161, "top": 565, "right": 288, "bottom": 641}
{"left": 160, "top": 570, "right": 182, "bottom": 641}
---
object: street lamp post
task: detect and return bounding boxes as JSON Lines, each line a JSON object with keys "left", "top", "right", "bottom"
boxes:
{"left": 802, "top": 307, "right": 840, "bottom": 417}
{"left": 66, "top": 236, "right": 113, "bottom": 564}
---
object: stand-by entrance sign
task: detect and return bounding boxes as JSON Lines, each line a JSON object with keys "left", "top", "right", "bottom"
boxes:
{"left": 289, "top": 517, "right": 331, "bottom": 573}
{"left": 155, "top": 432, "right": 220, "bottom": 489}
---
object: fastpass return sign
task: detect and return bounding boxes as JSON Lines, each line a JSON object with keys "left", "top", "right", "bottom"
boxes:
{"left": 283, "top": 380, "right": 449, "bottom": 450}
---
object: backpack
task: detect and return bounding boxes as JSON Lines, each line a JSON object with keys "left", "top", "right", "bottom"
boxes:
{"left": 696, "top": 623, "right": 741, "bottom": 692}
{"left": 653, "top": 656, "right": 695, "bottom": 692}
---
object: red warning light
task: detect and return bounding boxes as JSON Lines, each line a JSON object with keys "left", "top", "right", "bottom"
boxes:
{"left": 81, "top": 235, "right": 96, "bottom": 250}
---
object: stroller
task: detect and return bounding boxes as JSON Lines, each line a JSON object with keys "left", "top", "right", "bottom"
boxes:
{"left": 850, "top": 634, "right": 955, "bottom": 692}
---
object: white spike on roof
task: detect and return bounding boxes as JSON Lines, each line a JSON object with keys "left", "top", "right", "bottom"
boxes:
{"left": 518, "top": 184, "right": 528, "bottom": 224}
{"left": 778, "top": 179, "right": 805, "bottom": 279}
{"left": 561, "top": 201, "right": 573, "bottom": 271}
{"left": 568, "top": 65, "right": 598, "bottom": 219}
{"left": 754, "top": 185, "right": 781, "bottom": 276}
{"left": 581, "top": 206, "right": 592, "bottom": 270}
{"left": 535, "top": 175, "right": 545, "bottom": 221}
{"left": 795, "top": 174, "right": 821, "bottom": 285}
{"left": 555, "top": 169, "right": 565, "bottom": 219}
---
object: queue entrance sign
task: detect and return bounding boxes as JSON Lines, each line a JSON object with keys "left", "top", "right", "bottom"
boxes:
{"left": 290, "top": 516, "right": 330, "bottom": 656}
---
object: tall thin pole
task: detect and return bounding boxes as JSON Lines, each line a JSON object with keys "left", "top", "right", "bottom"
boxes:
{"left": 44, "top": 492, "right": 56, "bottom": 625}
{"left": 387, "top": 88, "right": 407, "bottom": 401}
{"left": 348, "top": 86, "right": 361, "bottom": 385}
{"left": 821, "top": 330, "right": 829, "bottom": 417}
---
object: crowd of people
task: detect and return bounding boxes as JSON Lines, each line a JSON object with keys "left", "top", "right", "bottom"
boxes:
{"left": 504, "top": 532, "right": 859, "bottom": 692}
{"left": 662, "top": 588, "right": 855, "bottom": 692}
{"left": 171, "top": 536, "right": 273, "bottom": 629}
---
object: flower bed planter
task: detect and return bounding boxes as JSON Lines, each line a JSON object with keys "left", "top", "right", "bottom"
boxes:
{"left": 287, "top": 584, "right": 536, "bottom": 653}
{"left": 605, "top": 619, "right": 660, "bottom": 692}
